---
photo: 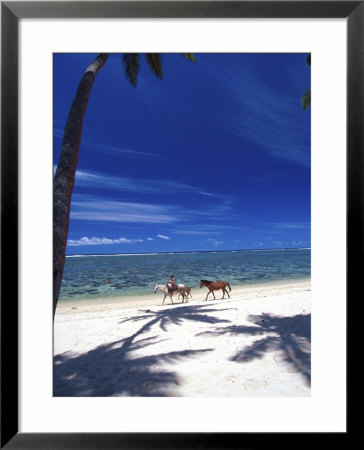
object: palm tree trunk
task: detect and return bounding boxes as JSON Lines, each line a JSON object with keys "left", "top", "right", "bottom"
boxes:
{"left": 53, "top": 53, "right": 109, "bottom": 318}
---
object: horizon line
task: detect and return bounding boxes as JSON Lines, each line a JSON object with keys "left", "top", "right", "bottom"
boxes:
{"left": 65, "top": 247, "right": 311, "bottom": 257}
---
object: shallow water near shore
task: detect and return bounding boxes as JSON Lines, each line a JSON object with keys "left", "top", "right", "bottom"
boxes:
{"left": 59, "top": 248, "right": 310, "bottom": 304}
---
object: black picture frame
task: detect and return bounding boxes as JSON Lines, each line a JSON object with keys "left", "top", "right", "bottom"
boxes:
{"left": 1, "top": 1, "right": 356, "bottom": 448}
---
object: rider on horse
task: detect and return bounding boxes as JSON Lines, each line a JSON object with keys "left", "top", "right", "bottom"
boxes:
{"left": 166, "top": 273, "right": 176, "bottom": 292}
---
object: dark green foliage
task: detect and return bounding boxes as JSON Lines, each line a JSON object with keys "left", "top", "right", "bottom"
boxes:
{"left": 145, "top": 53, "right": 163, "bottom": 79}
{"left": 301, "top": 89, "right": 311, "bottom": 110}
{"left": 301, "top": 54, "right": 311, "bottom": 110}
{"left": 182, "top": 53, "right": 198, "bottom": 63}
{"left": 123, "top": 53, "right": 197, "bottom": 87}
{"left": 122, "top": 53, "right": 141, "bottom": 87}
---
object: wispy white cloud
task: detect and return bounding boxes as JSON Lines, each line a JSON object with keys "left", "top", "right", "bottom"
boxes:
{"left": 70, "top": 195, "right": 177, "bottom": 224}
{"left": 157, "top": 234, "right": 171, "bottom": 240}
{"left": 205, "top": 59, "right": 310, "bottom": 167}
{"left": 53, "top": 109, "right": 161, "bottom": 160}
{"left": 69, "top": 195, "right": 236, "bottom": 229}
{"left": 73, "top": 169, "right": 228, "bottom": 199}
{"left": 172, "top": 223, "right": 237, "bottom": 235}
{"left": 67, "top": 236, "right": 143, "bottom": 246}
{"left": 225, "top": 116, "right": 310, "bottom": 167}
{"left": 74, "top": 170, "right": 162, "bottom": 194}
{"left": 82, "top": 139, "right": 163, "bottom": 160}
{"left": 67, "top": 169, "right": 240, "bottom": 226}
{"left": 173, "top": 230, "right": 219, "bottom": 236}
{"left": 53, "top": 127, "right": 64, "bottom": 139}
{"left": 206, "top": 238, "right": 224, "bottom": 246}
{"left": 292, "top": 240, "right": 304, "bottom": 246}
{"left": 267, "top": 222, "right": 311, "bottom": 229}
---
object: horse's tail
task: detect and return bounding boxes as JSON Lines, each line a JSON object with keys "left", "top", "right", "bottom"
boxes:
{"left": 227, "top": 282, "right": 231, "bottom": 292}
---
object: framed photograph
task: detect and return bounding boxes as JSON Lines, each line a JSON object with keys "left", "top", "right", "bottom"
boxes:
{"left": 2, "top": 1, "right": 356, "bottom": 448}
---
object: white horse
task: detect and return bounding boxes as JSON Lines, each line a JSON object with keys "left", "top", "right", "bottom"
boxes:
{"left": 154, "top": 284, "right": 187, "bottom": 305}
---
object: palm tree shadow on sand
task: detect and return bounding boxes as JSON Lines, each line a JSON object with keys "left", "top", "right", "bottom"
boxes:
{"left": 54, "top": 303, "right": 233, "bottom": 397}
{"left": 197, "top": 312, "right": 311, "bottom": 387}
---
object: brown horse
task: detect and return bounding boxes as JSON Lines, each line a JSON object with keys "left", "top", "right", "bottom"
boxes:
{"left": 199, "top": 280, "right": 231, "bottom": 300}
{"left": 178, "top": 285, "right": 192, "bottom": 300}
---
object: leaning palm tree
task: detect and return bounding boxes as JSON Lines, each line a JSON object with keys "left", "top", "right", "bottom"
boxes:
{"left": 53, "top": 53, "right": 197, "bottom": 317}
{"left": 301, "top": 53, "right": 311, "bottom": 110}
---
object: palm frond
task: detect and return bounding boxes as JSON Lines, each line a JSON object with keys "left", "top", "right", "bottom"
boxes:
{"left": 122, "top": 53, "right": 140, "bottom": 87}
{"left": 182, "top": 53, "right": 197, "bottom": 63}
{"left": 301, "top": 89, "right": 311, "bottom": 110}
{"left": 145, "top": 53, "right": 163, "bottom": 79}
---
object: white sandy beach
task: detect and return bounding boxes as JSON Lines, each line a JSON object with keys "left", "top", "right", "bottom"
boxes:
{"left": 54, "top": 280, "right": 311, "bottom": 397}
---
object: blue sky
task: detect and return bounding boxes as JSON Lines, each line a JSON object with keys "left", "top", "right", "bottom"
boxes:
{"left": 54, "top": 53, "right": 311, "bottom": 255}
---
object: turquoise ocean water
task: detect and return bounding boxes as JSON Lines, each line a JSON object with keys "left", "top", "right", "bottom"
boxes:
{"left": 59, "top": 248, "right": 310, "bottom": 302}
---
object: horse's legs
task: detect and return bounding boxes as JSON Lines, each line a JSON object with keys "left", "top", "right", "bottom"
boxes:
{"left": 206, "top": 290, "right": 215, "bottom": 300}
{"left": 162, "top": 293, "right": 166, "bottom": 305}
{"left": 183, "top": 289, "right": 187, "bottom": 303}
